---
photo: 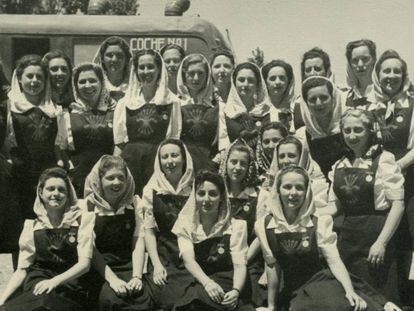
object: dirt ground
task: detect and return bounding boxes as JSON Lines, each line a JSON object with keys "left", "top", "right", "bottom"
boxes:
{"left": 0, "top": 254, "right": 13, "bottom": 293}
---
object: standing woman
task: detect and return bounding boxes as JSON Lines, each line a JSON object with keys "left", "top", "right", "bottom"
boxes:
{"left": 211, "top": 50, "right": 235, "bottom": 103}
{"left": 221, "top": 62, "right": 276, "bottom": 151}
{"left": 345, "top": 39, "right": 376, "bottom": 109}
{"left": 141, "top": 139, "right": 194, "bottom": 309}
{"left": 172, "top": 171, "right": 254, "bottom": 310}
{"left": 56, "top": 63, "right": 115, "bottom": 197}
{"left": 43, "top": 50, "right": 74, "bottom": 110}
{"left": 370, "top": 50, "right": 414, "bottom": 305}
{"left": 219, "top": 139, "right": 267, "bottom": 307}
{"left": 9, "top": 54, "right": 61, "bottom": 219}
{"left": 160, "top": 43, "right": 185, "bottom": 95}
{"left": 93, "top": 36, "right": 131, "bottom": 102}
{"left": 0, "top": 167, "right": 94, "bottom": 310}
{"left": 113, "top": 49, "right": 181, "bottom": 196}
{"left": 297, "top": 76, "right": 348, "bottom": 178}
{"left": 177, "top": 53, "right": 221, "bottom": 172}
{"left": 82, "top": 155, "right": 152, "bottom": 310}
{"left": 255, "top": 166, "right": 392, "bottom": 311}
{"left": 255, "top": 122, "right": 288, "bottom": 183}
{"left": 329, "top": 108, "right": 404, "bottom": 302}
{"left": 261, "top": 60, "right": 295, "bottom": 132}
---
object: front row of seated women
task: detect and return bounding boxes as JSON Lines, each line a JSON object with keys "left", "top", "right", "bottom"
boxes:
{"left": 0, "top": 110, "right": 405, "bottom": 310}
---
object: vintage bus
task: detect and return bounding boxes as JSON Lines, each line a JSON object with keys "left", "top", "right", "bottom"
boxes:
{"left": 0, "top": 14, "right": 233, "bottom": 78}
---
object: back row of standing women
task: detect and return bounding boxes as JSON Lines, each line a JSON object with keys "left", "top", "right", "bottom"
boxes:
{"left": 0, "top": 36, "right": 413, "bottom": 309}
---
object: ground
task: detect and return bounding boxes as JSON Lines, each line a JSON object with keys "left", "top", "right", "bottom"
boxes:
{"left": 0, "top": 254, "right": 13, "bottom": 292}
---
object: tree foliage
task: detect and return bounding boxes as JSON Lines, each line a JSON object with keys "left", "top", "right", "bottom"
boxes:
{"left": 247, "top": 47, "right": 265, "bottom": 67}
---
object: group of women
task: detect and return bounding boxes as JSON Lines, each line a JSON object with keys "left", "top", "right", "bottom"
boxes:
{"left": 0, "top": 36, "right": 413, "bottom": 310}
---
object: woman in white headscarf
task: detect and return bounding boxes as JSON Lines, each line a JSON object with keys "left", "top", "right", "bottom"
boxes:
{"left": 56, "top": 62, "right": 115, "bottom": 197}
{"left": 255, "top": 166, "right": 395, "bottom": 311}
{"left": 0, "top": 167, "right": 94, "bottom": 310}
{"left": 211, "top": 49, "right": 235, "bottom": 104}
{"left": 177, "top": 53, "right": 222, "bottom": 172}
{"left": 140, "top": 139, "right": 194, "bottom": 309}
{"left": 344, "top": 39, "right": 377, "bottom": 109}
{"left": 172, "top": 170, "right": 255, "bottom": 310}
{"left": 296, "top": 76, "right": 348, "bottom": 178}
{"left": 93, "top": 36, "right": 132, "bottom": 102}
{"left": 81, "top": 155, "right": 152, "bottom": 310}
{"left": 113, "top": 49, "right": 181, "bottom": 196}
{"left": 220, "top": 62, "right": 278, "bottom": 151}
{"left": 9, "top": 54, "right": 61, "bottom": 220}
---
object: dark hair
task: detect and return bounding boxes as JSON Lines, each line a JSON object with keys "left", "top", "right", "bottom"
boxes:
{"left": 277, "top": 135, "right": 302, "bottom": 159}
{"left": 345, "top": 39, "right": 376, "bottom": 62}
{"left": 261, "top": 60, "right": 293, "bottom": 85}
{"left": 160, "top": 43, "right": 185, "bottom": 60}
{"left": 374, "top": 49, "right": 407, "bottom": 88}
{"left": 181, "top": 54, "right": 209, "bottom": 82}
{"left": 73, "top": 63, "right": 104, "bottom": 96}
{"left": 232, "top": 62, "right": 261, "bottom": 87}
{"left": 16, "top": 54, "right": 47, "bottom": 81}
{"left": 260, "top": 121, "right": 289, "bottom": 139}
{"left": 38, "top": 167, "right": 73, "bottom": 206}
{"left": 301, "top": 76, "right": 333, "bottom": 102}
{"left": 132, "top": 49, "right": 162, "bottom": 81}
{"left": 210, "top": 49, "right": 235, "bottom": 66}
{"left": 276, "top": 165, "right": 309, "bottom": 193}
{"left": 98, "top": 155, "right": 128, "bottom": 179}
{"left": 99, "top": 36, "right": 131, "bottom": 71}
{"left": 43, "top": 50, "right": 73, "bottom": 72}
{"left": 300, "top": 47, "right": 331, "bottom": 81}
{"left": 195, "top": 170, "right": 226, "bottom": 199}
{"left": 158, "top": 138, "right": 187, "bottom": 173}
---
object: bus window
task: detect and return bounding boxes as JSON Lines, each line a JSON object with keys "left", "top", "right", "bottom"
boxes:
{"left": 12, "top": 37, "right": 50, "bottom": 67}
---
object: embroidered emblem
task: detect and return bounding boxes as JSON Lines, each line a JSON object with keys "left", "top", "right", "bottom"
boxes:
{"left": 135, "top": 106, "right": 157, "bottom": 136}
{"left": 83, "top": 114, "right": 108, "bottom": 141}
{"left": 184, "top": 106, "right": 208, "bottom": 137}
{"left": 376, "top": 114, "right": 398, "bottom": 144}
{"left": 47, "top": 232, "right": 67, "bottom": 263}
{"left": 29, "top": 113, "right": 53, "bottom": 142}
{"left": 280, "top": 239, "right": 299, "bottom": 255}
{"left": 340, "top": 173, "right": 360, "bottom": 205}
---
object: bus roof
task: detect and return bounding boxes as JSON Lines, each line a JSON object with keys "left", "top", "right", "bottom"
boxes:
{"left": 0, "top": 14, "right": 231, "bottom": 49}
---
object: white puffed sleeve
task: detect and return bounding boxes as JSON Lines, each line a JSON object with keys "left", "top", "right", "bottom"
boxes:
{"left": 76, "top": 211, "right": 96, "bottom": 259}
{"left": 256, "top": 188, "right": 271, "bottom": 220}
{"left": 17, "top": 220, "right": 36, "bottom": 269}
{"left": 55, "top": 109, "right": 70, "bottom": 150}
{"left": 254, "top": 217, "right": 277, "bottom": 266}
{"left": 218, "top": 101, "right": 230, "bottom": 152}
{"left": 229, "top": 219, "right": 248, "bottom": 265}
{"left": 133, "top": 195, "right": 145, "bottom": 238}
{"left": 309, "top": 161, "right": 329, "bottom": 210}
{"left": 140, "top": 187, "right": 157, "bottom": 230}
{"left": 324, "top": 164, "right": 340, "bottom": 216}
{"left": 316, "top": 215, "right": 341, "bottom": 264}
{"left": 177, "top": 227, "right": 195, "bottom": 257}
{"left": 375, "top": 151, "right": 404, "bottom": 209}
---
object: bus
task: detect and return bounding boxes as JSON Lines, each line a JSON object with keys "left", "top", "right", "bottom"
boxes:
{"left": 0, "top": 14, "right": 233, "bottom": 78}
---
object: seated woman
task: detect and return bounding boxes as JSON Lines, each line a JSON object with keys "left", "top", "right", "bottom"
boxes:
{"left": 82, "top": 155, "right": 152, "bottom": 310}
{"left": 255, "top": 166, "right": 397, "bottom": 311}
{"left": 296, "top": 76, "right": 348, "bottom": 178}
{"left": 255, "top": 122, "right": 288, "bottom": 183}
{"left": 258, "top": 135, "right": 328, "bottom": 219}
{"left": 57, "top": 63, "right": 116, "bottom": 197}
{"left": 261, "top": 60, "right": 296, "bottom": 132}
{"left": 140, "top": 139, "right": 194, "bottom": 309}
{"left": 177, "top": 53, "right": 221, "bottom": 173}
{"left": 172, "top": 171, "right": 255, "bottom": 310}
{"left": 221, "top": 62, "right": 277, "bottom": 151}
{"left": 9, "top": 54, "right": 62, "bottom": 219}
{"left": 211, "top": 49, "right": 235, "bottom": 103}
{"left": 328, "top": 108, "right": 404, "bottom": 303}
{"left": 114, "top": 49, "right": 181, "bottom": 196}
{"left": 160, "top": 43, "right": 185, "bottom": 95}
{"left": 93, "top": 36, "right": 131, "bottom": 102}
{"left": 0, "top": 167, "right": 94, "bottom": 311}
{"left": 219, "top": 139, "right": 267, "bottom": 307}
{"left": 43, "top": 50, "right": 74, "bottom": 110}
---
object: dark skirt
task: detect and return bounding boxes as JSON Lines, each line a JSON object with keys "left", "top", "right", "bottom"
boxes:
{"left": 288, "top": 269, "right": 387, "bottom": 311}
{"left": 2, "top": 266, "right": 87, "bottom": 311}
{"left": 246, "top": 256, "right": 266, "bottom": 308}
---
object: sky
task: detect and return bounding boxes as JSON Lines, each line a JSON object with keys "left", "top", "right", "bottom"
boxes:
{"left": 139, "top": 0, "right": 414, "bottom": 86}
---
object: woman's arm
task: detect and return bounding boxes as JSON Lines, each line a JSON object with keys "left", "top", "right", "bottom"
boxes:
{"left": 0, "top": 268, "right": 27, "bottom": 305}
{"left": 266, "top": 262, "right": 280, "bottom": 311}
{"left": 144, "top": 228, "right": 167, "bottom": 285}
{"left": 368, "top": 200, "right": 404, "bottom": 266}
{"left": 247, "top": 237, "right": 261, "bottom": 263}
{"left": 126, "top": 236, "right": 145, "bottom": 293}
{"left": 397, "top": 147, "right": 414, "bottom": 171}
{"left": 33, "top": 258, "right": 90, "bottom": 295}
